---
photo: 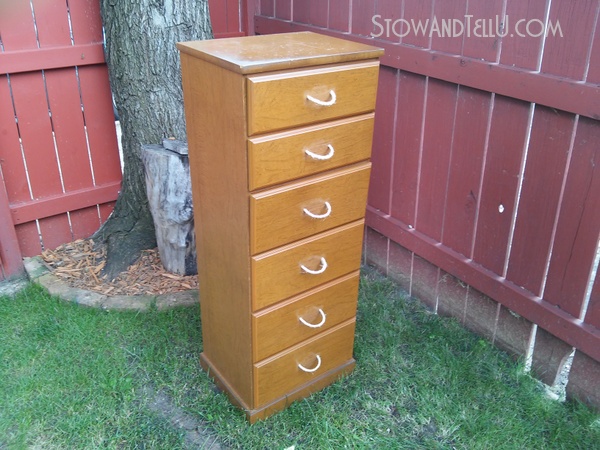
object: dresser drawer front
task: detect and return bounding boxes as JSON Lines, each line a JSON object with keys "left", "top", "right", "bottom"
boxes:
{"left": 254, "top": 320, "right": 356, "bottom": 407}
{"left": 251, "top": 220, "right": 364, "bottom": 310}
{"left": 248, "top": 114, "right": 374, "bottom": 190}
{"left": 247, "top": 61, "right": 380, "bottom": 135}
{"left": 250, "top": 162, "right": 371, "bottom": 254}
{"left": 252, "top": 272, "right": 359, "bottom": 362}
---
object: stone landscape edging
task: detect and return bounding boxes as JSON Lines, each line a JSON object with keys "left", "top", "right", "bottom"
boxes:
{"left": 23, "top": 256, "right": 199, "bottom": 311}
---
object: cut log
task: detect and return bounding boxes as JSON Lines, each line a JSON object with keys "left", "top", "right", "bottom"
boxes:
{"left": 141, "top": 141, "right": 197, "bottom": 275}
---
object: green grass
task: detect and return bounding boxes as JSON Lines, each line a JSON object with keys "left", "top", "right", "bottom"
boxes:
{"left": 1, "top": 268, "right": 598, "bottom": 449}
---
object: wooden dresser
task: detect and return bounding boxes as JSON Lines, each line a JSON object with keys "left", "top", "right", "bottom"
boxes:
{"left": 177, "top": 32, "right": 382, "bottom": 422}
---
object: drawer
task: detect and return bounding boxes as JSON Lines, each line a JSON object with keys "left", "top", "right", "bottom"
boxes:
{"left": 252, "top": 272, "right": 359, "bottom": 362}
{"left": 254, "top": 319, "right": 356, "bottom": 407}
{"left": 250, "top": 162, "right": 371, "bottom": 254}
{"left": 248, "top": 114, "right": 374, "bottom": 190}
{"left": 247, "top": 60, "right": 380, "bottom": 135}
{"left": 251, "top": 220, "right": 364, "bottom": 310}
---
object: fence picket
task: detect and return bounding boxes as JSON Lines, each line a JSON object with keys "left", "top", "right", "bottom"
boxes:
{"left": 0, "top": 1, "right": 38, "bottom": 51}
{"left": 390, "top": 71, "right": 427, "bottom": 227}
{"left": 544, "top": 117, "right": 600, "bottom": 317}
{"left": 472, "top": 96, "right": 530, "bottom": 276}
{"left": 506, "top": 107, "right": 575, "bottom": 297}
{"left": 586, "top": 276, "right": 600, "bottom": 328}
{"left": 67, "top": 0, "right": 104, "bottom": 44}
{"left": 415, "top": 78, "right": 458, "bottom": 242}
{"left": 441, "top": 87, "right": 491, "bottom": 258}
{"left": 541, "top": 1, "right": 598, "bottom": 81}
{"left": 500, "top": 1, "right": 547, "bottom": 70}
{"left": 45, "top": 68, "right": 94, "bottom": 190}
{"left": 368, "top": 66, "right": 397, "bottom": 215}
{"left": 10, "top": 71, "right": 64, "bottom": 199}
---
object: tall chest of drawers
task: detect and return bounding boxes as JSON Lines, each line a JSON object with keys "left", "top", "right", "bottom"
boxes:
{"left": 178, "top": 32, "right": 382, "bottom": 422}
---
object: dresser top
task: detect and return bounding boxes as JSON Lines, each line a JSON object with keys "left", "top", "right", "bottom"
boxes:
{"left": 177, "top": 32, "right": 383, "bottom": 75}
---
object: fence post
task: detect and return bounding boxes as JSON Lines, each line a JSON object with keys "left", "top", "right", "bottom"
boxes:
{"left": 0, "top": 176, "right": 23, "bottom": 279}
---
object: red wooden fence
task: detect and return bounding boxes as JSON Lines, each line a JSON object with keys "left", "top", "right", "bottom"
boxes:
{"left": 0, "top": 0, "right": 122, "bottom": 280}
{"left": 254, "top": 0, "right": 600, "bottom": 408}
{"left": 0, "top": 0, "right": 245, "bottom": 281}
{"left": 209, "top": 0, "right": 248, "bottom": 38}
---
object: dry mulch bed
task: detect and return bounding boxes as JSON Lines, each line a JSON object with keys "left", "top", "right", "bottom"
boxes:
{"left": 41, "top": 239, "right": 198, "bottom": 297}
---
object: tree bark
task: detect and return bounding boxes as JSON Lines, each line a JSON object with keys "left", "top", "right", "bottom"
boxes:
{"left": 97, "top": 0, "right": 212, "bottom": 279}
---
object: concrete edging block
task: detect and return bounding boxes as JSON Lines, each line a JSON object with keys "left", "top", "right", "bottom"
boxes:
{"left": 23, "top": 256, "right": 198, "bottom": 311}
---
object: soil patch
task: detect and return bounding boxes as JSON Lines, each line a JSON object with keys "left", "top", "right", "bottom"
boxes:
{"left": 41, "top": 239, "right": 198, "bottom": 297}
{"left": 141, "top": 384, "right": 223, "bottom": 449}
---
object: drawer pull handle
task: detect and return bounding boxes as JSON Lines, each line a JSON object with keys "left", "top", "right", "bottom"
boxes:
{"left": 305, "top": 144, "right": 335, "bottom": 161}
{"left": 303, "top": 201, "right": 332, "bottom": 219}
{"left": 299, "top": 308, "right": 327, "bottom": 328}
{"left": 306, "top": 90, "right": 337, "bottom": 107}
{"left": 300, "top": 257, "right": 328, "bottom": 275}
{"left": 298, "top": 355, "right": 322, "bottom": 373}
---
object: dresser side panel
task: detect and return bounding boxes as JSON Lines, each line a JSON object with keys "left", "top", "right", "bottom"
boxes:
{"left": 180, "top": 53, "right": 253, "bottom": 407}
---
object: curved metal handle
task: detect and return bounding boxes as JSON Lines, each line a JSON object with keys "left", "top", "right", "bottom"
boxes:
{"left": 298, "top": 355, "right": 322, "bottom": 373}
{"left": 303, "top": 201, "right": 332, "bottom": 219}
{"left": 299, "top": 308, "right": 327, "bottom": 328}
{"left": 305, "top": 144, "right": 335, "bottom": 161}
{"left": 300, "top": 257, "right": 328, "bottom": 275}
{"left": 306, "top": 90, "right": 336, "bottom": 107}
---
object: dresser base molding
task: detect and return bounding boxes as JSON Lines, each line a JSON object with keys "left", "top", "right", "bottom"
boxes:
{"left": 200, "top": 353, "right": 356, "bottom": 423}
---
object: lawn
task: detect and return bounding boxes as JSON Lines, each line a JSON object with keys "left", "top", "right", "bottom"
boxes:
{"left": 1, "top": 267, "right": 598, "bottom": 449}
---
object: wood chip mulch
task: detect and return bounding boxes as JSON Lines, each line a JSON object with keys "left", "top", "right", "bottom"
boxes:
{"left": 41, "top": 239, "right": 199, "bottom": 297}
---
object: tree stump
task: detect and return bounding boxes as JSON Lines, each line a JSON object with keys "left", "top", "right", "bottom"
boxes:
{"left": 141, "top": 140, "right": 197, "bottom": 275}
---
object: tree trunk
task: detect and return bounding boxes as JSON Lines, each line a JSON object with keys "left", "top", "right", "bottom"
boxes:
{"left": 97, "top": 0, "right": 212, "bottom": 279}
